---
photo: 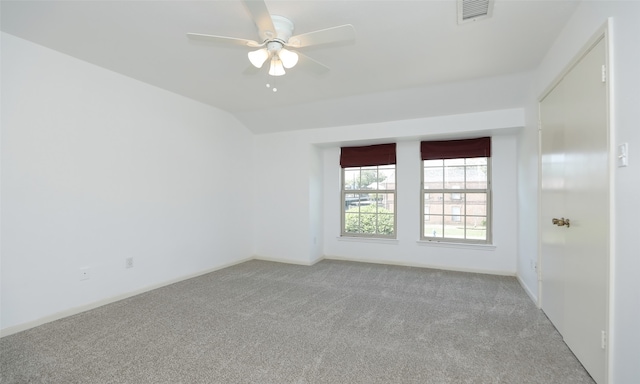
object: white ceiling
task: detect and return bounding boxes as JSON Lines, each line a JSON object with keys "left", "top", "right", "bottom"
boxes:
{"left": 1, "top": 0, "right": 580, "bottom": 134}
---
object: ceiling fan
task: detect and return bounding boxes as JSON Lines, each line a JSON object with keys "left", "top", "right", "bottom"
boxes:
{"left": 187, "top": 0, "right": 355, "bottom": 77}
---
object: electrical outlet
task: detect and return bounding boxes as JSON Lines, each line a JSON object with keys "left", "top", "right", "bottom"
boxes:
{"left": 79, "top": 267, "right": 90, "bottom": 281}
{"left": 125, "top": 257, "right": 134, "bottom": 269}
{"left": 530, "top": 260, "right": 537, "bottom": 272}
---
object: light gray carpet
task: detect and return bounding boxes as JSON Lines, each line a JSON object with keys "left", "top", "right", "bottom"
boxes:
{"left": 1, "top": 259, "right": 594, "bottom": 383}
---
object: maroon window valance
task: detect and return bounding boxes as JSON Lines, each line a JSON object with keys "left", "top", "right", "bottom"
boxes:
{"left": 420, "top": 137, "right": 491, "bottom": 160}
{"left": 340, "top": 143, "right": 396, "bottom": 168}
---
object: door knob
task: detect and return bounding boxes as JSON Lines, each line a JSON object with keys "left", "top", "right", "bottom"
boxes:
{"left": 552, "top": 217, "right": 570, "bottom": 228}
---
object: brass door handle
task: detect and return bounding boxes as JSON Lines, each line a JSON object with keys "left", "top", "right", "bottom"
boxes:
{"left": 552, "top": 217, "right": 570, "bottom": 228}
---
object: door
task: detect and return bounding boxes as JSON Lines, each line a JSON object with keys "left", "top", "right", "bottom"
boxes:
{"left": 540, "top": 79, "right": 567, "bottom": 334}
{"left": 540, "top": 37, "right": 609, "bottom": 384}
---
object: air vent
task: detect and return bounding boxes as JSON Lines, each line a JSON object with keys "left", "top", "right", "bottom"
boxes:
{"left": 457, "top": 0, "right": 494, "bottom": 24}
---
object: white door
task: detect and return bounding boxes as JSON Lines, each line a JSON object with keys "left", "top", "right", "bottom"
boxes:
{"left": 540, "top": 79, "right": 567, "bottom": 334}
{"left": 540, "top": 37, "right": 609, "bottom": 384}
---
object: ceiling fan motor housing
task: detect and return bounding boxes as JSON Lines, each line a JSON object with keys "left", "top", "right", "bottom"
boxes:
{"left": 266, "top": 41, "right": 284, "bottom": 54}
{"left": 263, "top": 15, "right": 294, "bottom": 44}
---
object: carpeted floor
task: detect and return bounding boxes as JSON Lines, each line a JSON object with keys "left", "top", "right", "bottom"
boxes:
{"left": 1, "top": 259, "right": 594, "bottom": 383}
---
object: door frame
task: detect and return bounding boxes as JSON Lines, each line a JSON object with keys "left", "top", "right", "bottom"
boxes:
{"left": 537, "top": 20, "right": 613, "bottom": 383}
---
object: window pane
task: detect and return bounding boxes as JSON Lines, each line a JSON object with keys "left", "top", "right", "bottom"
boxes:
{"left": 425, "top": 197, "right": 444, "bottom": 215}
{"left": 466, "top": 217, "right": 487, "bottom": 240}
{"left": 445, "top": 202, "right": 464, "bottom": 217}
{"left": 360, "top": 167, "right": 376, "bottom": 189}
{"left": 443, "top": 222, "right": 464, "bottom": 239}
{"left": 359, "top": 212, "right": 377, "bottom": 234}
{"left": 344, "top": 212, "right": 359, "bottom": 231}
{"left": 377, "top": 213, "right": 395, "bottom": 235}
{"left": 466, "top": 164, "right": 487, "bottom": 189}
{"left": 424, "top": 166, "right": 443, "bottom": 189}
{"left": 424, "top": 215, "right": 443, "bottom": 238}
{"left": 450, "top": 186, "right": 462, "bottom": 201}
{"left": 443, "top": 203, "right": 464, "bottom": 238}
{"left": 466, "top": 193, "right": 487, "bottom": 216}
{"left": 423, "top": 159, "right": 443, "bottom": 167}
{"left": 344, "top": 169, "right": 359, "bottom": 190}
{"left": 377, "top": 166, "right": 395, "bottom": 190}
{"left": 344, "top": 193, "right": 369, "bottom": 209}
{"left": 444, "top": 166, "right": 464, "bottom": 188}
{"left": 450, "top": 206, "right": 462, "bottom": 222}
{"left": 444, "top": 158, "right": 465, "bottom": 166}
{"left": 466, "top": 215, "right": 486, "bottom": 229}
{"left": 466, "top": 157, "right": 487, "bottom": 165}
{"left": 371, "top": 193, "right": 395, "bottom": 212}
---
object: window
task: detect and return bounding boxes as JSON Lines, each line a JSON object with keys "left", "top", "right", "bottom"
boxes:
{"left": 451, "top": 185, "right": 462, "bottom": 200}
{"left": 341, "top": 144, "right": 396, "bottom": 238}
{"left": 451, "top": 206, "right": 461, "bottom": 222}
{"left": 421, "top": 137, "right": 491, "bottom": 243}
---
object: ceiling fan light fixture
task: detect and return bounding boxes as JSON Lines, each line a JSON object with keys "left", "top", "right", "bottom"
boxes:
{"left": 248, "top": 48, "right": 269, "bottom": 68}
{"left": 269, "top": 58, "right": 286, "bottom": 76}
{"left": 279, "top": 48, "right": 299, "bottom": 69}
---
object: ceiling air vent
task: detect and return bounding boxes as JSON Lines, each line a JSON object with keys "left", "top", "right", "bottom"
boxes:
{"left": 457, "top": 0, "right": 494, "bottom": 24}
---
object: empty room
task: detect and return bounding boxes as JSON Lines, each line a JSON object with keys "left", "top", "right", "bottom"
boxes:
{"left": 1, "top": 1, "right": 639, "bottom": 383}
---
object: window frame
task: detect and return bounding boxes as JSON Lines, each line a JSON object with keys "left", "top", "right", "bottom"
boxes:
{"left": 341, "top": 164, "right": 397, "bottom": 239}
{"left": 420, "top": 157, "right": 492, "bottom": 244}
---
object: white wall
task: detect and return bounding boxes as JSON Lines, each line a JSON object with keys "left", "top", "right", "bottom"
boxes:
{"left": 253, "top": 108, "right": 523, "bottom": 274}
{"left": 1, "top": 33, "right": 254, "bottom": 333}
{"left": 252, "top": 132, "right": 318, "bottom": 265}
{"left": 308, "top": 146, "right": 324, "bottom": 262}
{"left": 517, "top": 2, "right": 640, "bottom": 382}
{"left": 516, "top": 83, "right": 542, "bottom": 301}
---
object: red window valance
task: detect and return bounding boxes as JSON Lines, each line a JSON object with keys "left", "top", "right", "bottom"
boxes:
{"left": 420, "top": 137, "right": 491, "bottom": 160}
{"left": 340, "top": 143, "right": 396, "bottom": 168}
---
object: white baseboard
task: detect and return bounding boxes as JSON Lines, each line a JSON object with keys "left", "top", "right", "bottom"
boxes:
{"left": 516, "top": 274, "right": 540, "bottom": 307}
{"left": 324, "top": 254, "right": 515, "bottom": 276}
{"left": 0, "top": 257, "right": 252, "bottom": 338}
{"left": 252, "top": 255, "right": 324, "bottom": 266}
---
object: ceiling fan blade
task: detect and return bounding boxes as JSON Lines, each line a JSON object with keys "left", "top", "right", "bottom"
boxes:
{"left": 296, "top": 52, "right": 330, "bottom": 75}
{"left": 286, "top": 24, "right": 355, "bottom": 48}
{"left": 242, "top": 0, "right": 276, "bottom": 40}
{"left": 187, "top": 33, "right": 263, "bottom": 48}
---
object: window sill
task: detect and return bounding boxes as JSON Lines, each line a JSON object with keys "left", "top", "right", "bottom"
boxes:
{"left": 337, "top": 236, "right": 399, "bottom": 245}
{"left": 416, "top": 240, "right": 496, "bottom": 251}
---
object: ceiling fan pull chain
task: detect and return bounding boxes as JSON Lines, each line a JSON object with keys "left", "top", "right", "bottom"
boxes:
{"left": 266, "top": 73, "right": 278, "bottom": 93}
